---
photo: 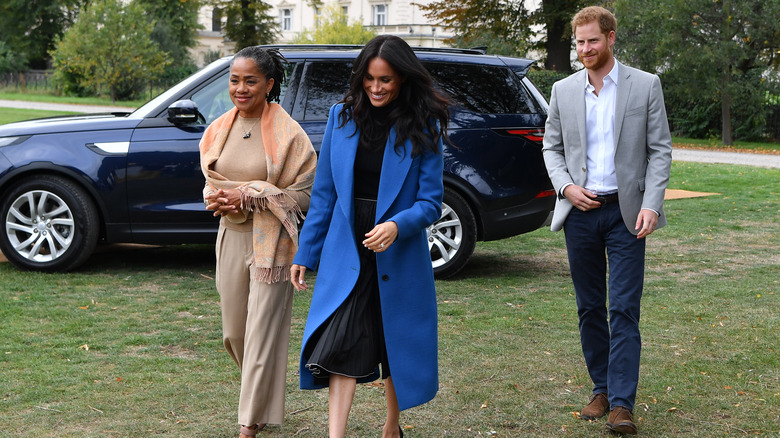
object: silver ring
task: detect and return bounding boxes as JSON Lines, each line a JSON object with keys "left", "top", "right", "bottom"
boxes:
{"left": 380, "top": 243, "right": 384, "bottom": 249}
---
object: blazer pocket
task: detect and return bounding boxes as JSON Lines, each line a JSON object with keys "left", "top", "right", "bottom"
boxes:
{"left": 624, "top": 106, "right": 645, "bottom": 118}
{"left": 637, "top": 177, "right": 646, "bottom": 192}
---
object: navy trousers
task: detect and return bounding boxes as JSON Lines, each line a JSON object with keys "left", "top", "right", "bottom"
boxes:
{"left": 563, "top": 201, "right": 645, "bottom": 411}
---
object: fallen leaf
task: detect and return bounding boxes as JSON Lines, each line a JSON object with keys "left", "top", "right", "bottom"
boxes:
{"left": 480, "top": 401, "right": 488, "bottom": 409}
{"left": 667, "top": 407, "right": 677, "bottom": 412}
{"left": 79, "top": 344, "right": 89, "bottom": 351}
{"left": 79, "top": 306, "right": 89, "bottom": 310}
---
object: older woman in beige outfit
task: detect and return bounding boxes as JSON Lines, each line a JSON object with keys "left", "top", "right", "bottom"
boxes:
{"left": 200, "top": 47, "right": 317, "bottom": 437}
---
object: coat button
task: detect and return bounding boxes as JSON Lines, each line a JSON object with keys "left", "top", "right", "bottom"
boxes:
{"left": 582, "top": 167, "right": 587, "bottom": 172}
{"left": 381, "top": 274, "right": 389, "bottom": 281}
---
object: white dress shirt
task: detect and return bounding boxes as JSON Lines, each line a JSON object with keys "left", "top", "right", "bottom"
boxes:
{"left": 583, "top": 61, "right": 619, "bottom": 195}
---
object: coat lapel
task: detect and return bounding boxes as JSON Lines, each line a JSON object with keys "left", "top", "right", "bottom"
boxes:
{"left": 573, "top": 70, "right": 588, "bottom": 156}
{"left": 614, "top": 61, "right": 632, "bottom": 152}
{"left": 376, "top": 129, "right": 413, "bottom": 222}
{"left": 333, "top": 120, "right": 358, "bottom": 223}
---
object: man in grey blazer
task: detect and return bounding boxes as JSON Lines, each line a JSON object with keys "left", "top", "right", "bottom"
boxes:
{"left": 542, "top": 6, "right": 672, "bottom": 435}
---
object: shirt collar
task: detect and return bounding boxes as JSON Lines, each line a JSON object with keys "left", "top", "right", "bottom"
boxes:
{"left": 584, "top": 58, "right": 620, "bottom": 91}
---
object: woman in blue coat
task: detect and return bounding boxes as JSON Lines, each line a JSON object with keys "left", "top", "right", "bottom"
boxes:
{"left": 290, "top": 35, "right": 449, "bottom": 438}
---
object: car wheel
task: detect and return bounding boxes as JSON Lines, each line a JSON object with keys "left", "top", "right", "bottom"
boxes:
{"left": 428, "top": 187, "right": 477, "bottom": 279}
{"left": 0, "top": 175, "right": 99, "bottom": 272}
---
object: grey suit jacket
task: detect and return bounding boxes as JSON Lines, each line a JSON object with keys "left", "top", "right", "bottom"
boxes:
{"left": 542, "top": 61, "right": 673, "bottom": 234}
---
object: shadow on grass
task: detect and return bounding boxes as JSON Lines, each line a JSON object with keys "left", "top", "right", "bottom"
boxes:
{"left": 80, "top": 243, "right": 215, "bottom": 273}
{"left": 445, "top": 250, "right": 569, "bottom": 281}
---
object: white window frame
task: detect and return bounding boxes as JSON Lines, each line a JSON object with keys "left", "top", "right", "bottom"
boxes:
{"left": 281, "top": 8, "right": 293, "bottom": 31}
{"left": 372, "top": 4, "right": 387, "bottom": 26}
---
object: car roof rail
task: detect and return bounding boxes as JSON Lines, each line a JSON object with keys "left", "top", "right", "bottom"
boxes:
{"left": 257, "top": 44, "right": 489, "bottom": 56}
{"left": 258, "top": 44, "right": 364, "bottom": 51}
{"left": 412, "top": 46, "right": 488, "bottom": 55}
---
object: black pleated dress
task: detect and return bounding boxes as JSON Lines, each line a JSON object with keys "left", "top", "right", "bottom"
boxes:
{"left": 303, "top": 102, "right": 397, "bottom": 385}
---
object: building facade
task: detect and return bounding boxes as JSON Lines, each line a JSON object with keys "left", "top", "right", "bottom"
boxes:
{"left": 191, "top": 0, "right": 452, "bottom": 67}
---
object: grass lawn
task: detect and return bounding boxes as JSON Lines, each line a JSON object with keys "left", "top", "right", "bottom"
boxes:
{"left": 0, "top": 161, "right": 777, "bottom": 437}
{"left": 0, "top": 107, "right": 79, "bottom": 125}
{"left": 0, "top": 90, "right": 144, "bottom": 108}
{"left": 673, "top": 137, "right": 780, "bottom": 154}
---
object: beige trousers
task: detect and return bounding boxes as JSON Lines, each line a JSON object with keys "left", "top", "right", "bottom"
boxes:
{"left": 215, "top": 225, "right": 294, "bottom": 426}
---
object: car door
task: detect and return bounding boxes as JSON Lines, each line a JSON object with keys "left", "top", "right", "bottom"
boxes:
{"left": 290, "top": 60, "right": 353, "bottom": 151}
{"left": 125, "top": 68, "right": 232, "bottom": 243}
{"left": 125, "top": 62, "right": 301, "bottom": 244}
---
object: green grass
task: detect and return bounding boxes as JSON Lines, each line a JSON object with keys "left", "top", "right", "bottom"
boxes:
{"left": 1, "top": 161, "right": 777, "bottom": 437}
{"left": 0, "top": 107, "right": 79, "bottom": 125}
{"left": 673, "top": 136, "right": 780, "bottom": 154}
{"left": 0, "top": 90, "right": 144, "bottom": 108}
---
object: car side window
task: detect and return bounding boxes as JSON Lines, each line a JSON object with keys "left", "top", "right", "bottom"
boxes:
{"left": 191, "top": 71, "right": 232, "bottom": 125}
{"left": 295, "top": 61, "right": 353, "bottom": 121}
{"left": 423, "top": 62, "right": 537, "bottom": 114}
{"left": 190, "top": 62, "right": 299, "bottom": 125}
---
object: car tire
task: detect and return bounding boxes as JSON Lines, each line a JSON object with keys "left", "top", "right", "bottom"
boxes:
{"left": 0, "top": 175, "right": 99, "bottom": 272}
{"left": 428, "top": 187, "right": 477, "bottom": 279}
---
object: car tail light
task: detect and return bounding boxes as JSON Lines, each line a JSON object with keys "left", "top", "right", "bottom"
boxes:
{"left": 535, "top": 189, "right": 556, "bottom": 198}
{"left": 506, "top": 128, "right": 545, "bottom": 143}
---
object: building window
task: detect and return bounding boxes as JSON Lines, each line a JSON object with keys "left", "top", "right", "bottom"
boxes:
{"left": 212, "top": 7, "right": 222, "bottom": 32}
{"left": 342, "top": 6, "right": 348, "bottom": 16}
{"left": 372, "top": 4, "right": 387, "bottom": 26}
{"left": 281, "top": 8, "right": 292, "bottom": 31}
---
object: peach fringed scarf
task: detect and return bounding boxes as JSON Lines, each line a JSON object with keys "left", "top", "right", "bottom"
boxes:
{"left": 200, "top": 104, "right": 317, "bottom": 283}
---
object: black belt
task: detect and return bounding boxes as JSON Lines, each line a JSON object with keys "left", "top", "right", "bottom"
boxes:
{"left": 594, "top": 193, "right": 619, "bottom": 205}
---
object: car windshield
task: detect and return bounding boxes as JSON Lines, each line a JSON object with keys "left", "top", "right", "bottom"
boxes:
{"left": 127, "top": 57, "right": 231, "bottom": 120}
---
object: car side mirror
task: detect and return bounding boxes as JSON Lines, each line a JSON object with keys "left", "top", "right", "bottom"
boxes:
{"left": 167, "top": 100, "right": 202, "bottom": 125}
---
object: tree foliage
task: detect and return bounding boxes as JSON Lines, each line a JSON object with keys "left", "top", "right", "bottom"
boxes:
{"left": 0, "top": 0, "right": 85, "bottom": 69}
{"left": 212, "top": 0, "right": 279, "bottom": 49}
{"left": 419, "top": 0, "right": 532, "bottom": 57}
{"left": 419, "top": 0, "right": 596, "bottom": 71}
{"left": 292, "top": 2, "right": 376, "bottom": 44}
{"left": 614, "top": 0, "right": 780, "bottom": 143}
{"left": 50, "top": 0, "right": 170, "bottom": 102}
{"left": 136, "top": 0, "right": 202, "bottom": 83}
{"left": 0, "top": 40, "right": 27, "bottom": 75}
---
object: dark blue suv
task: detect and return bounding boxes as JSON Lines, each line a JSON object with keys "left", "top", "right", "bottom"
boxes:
{"left": 0, "top": 45, "right": 554, "bottom": 278}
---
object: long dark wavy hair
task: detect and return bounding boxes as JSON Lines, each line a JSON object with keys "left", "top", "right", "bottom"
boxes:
{"left": 231, "top": 46, "right": 287, "bottom": 103}
{"left": 338, "top": 35, "right": 450, "bottom": 156}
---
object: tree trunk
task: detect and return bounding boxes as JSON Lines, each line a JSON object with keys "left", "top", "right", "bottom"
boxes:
{"left": 543, "top": 0, "right": 573, "bottom": 72}
{"left": 720, "top": 0, "right": 733, "bottom": 146}
{"left": 721, "top": 74, "right": 733, "bottom": 146}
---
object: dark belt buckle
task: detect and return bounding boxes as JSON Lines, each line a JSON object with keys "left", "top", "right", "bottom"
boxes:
{"left": 594, "top": 196, "right": 606, "bottom": 205}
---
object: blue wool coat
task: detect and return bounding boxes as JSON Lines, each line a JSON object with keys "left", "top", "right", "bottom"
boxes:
{"left": 294, "top": 104, "right": 443, "bottom": 411}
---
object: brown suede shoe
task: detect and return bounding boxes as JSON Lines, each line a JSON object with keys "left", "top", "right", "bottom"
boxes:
{"left": 606, "top": 406, "right": 637, "bottom": 435}
{"left": 580, "top": 393, "right": 609, "bottom": 420}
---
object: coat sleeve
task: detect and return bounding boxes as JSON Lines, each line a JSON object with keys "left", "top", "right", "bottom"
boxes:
{"left": 388, "top": 139, "right": 444, "bottom": 241}
{"left": 641, "top": 74, "right": 673, "bottom": 213}
{"left": 542, "top": 81, "right": 573, "bottom": 196}
{"left": 293, "top": 104, "right": 340, "bottom": 270}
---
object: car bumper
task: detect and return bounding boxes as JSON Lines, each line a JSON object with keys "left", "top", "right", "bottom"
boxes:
{"left": 479, "top": 195, "right": 555, "bottom": 241}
